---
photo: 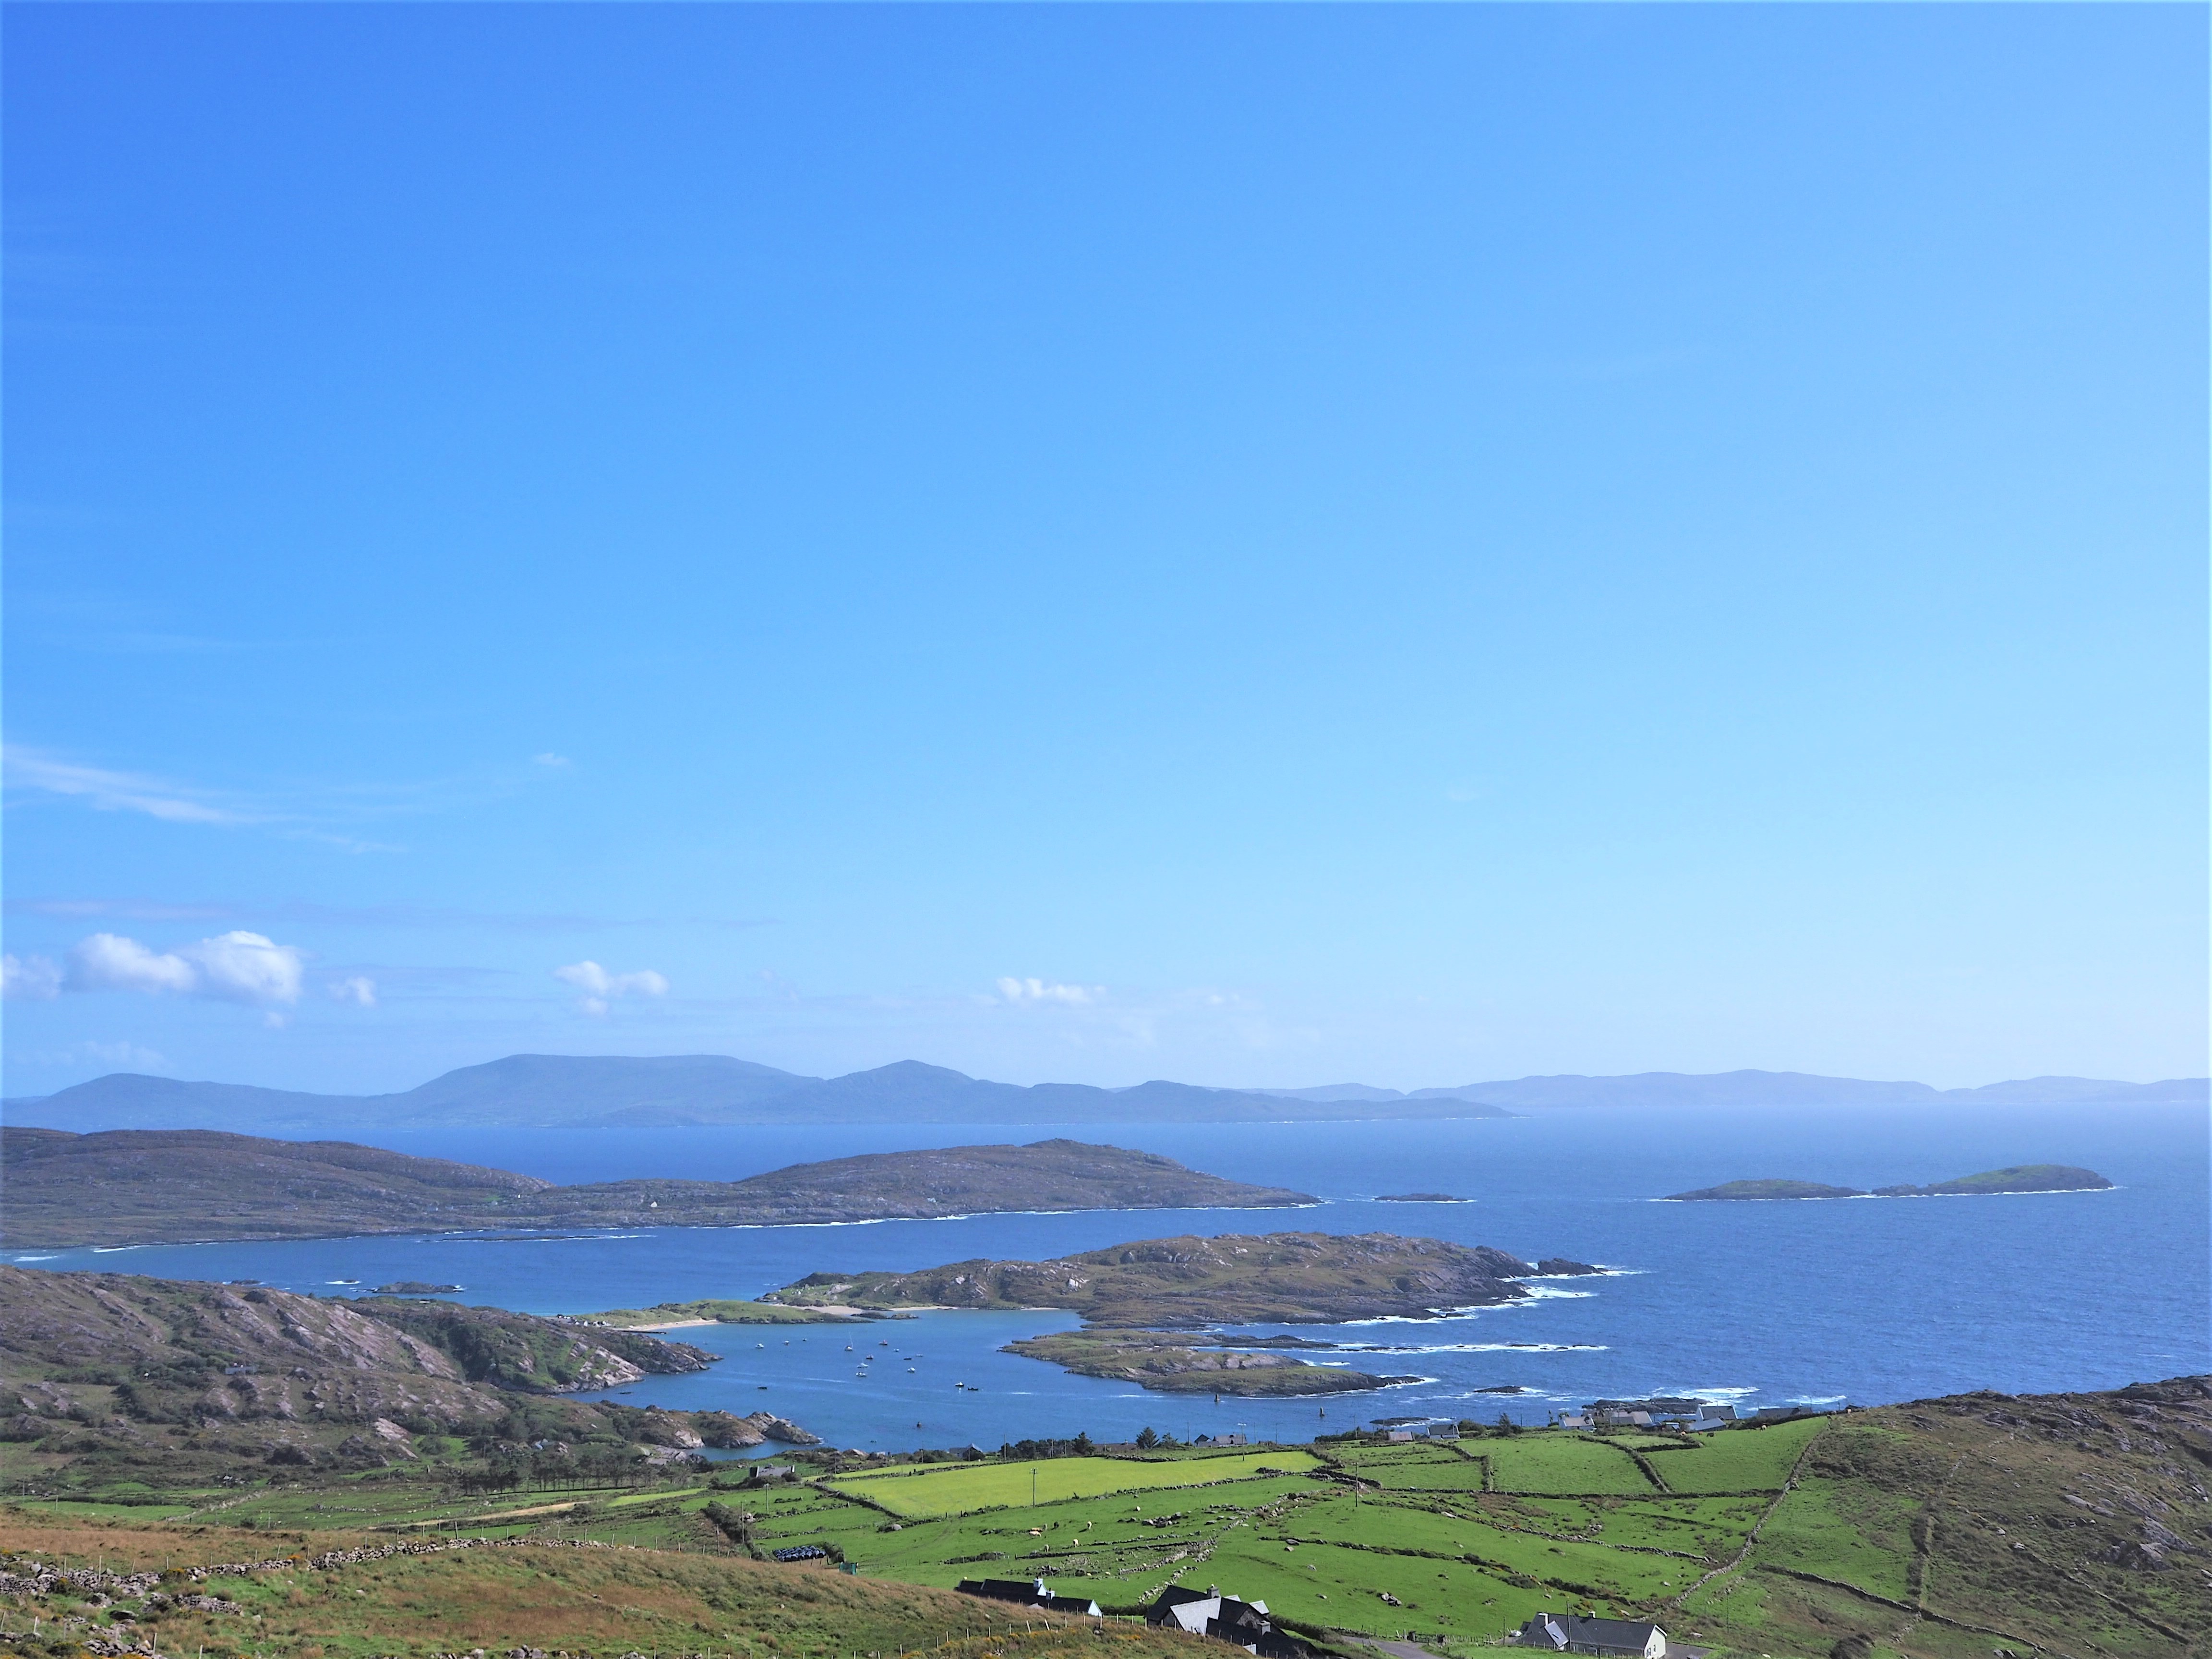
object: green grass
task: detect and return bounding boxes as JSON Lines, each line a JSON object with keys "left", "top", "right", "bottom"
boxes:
{"left": 1641, "top": 1416, "right": 1826, "bottom": 1492}
{"left": 1478, "top": 1436, "right": 1657, "bottom": 1494}
{"left": 1753, "top": 1475, "right": 1918, "bottom": 1602}
{"left": 1323, "top": 1443, "right": 1481, "bottom": 1486}
{"left": 830, "top": 1450, "right": 1321, "bottom": 1516}
{"left": 0, "top": 1497, "right": 202, "bottom": 1521}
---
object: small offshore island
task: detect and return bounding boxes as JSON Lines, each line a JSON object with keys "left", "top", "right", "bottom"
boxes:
{"left": 768, "top": 1231, "right": 1602, "bottom": 1394}
{"left": 0, "top": 1129, "right": 1315, "bottom": 1248}
{"left": 1665, "top": 1162, "right": 2114, "bottom": 1201}
{"left": 1374, "top": 1191, "right": 1470, "bottom": 1202}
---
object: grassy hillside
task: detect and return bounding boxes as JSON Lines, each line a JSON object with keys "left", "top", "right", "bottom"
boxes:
{"left": 1, "top": 1130, "right": 1315, "bottom": 1248}
{"left": 1, "top": 1378, "right": 2204, "bottom": 1657}
{"left": 0, "top": 1512, "right": 1184, "bottom": 1659}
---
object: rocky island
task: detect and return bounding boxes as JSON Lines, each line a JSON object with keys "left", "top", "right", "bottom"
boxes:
{"left": 769, "top": 1230, "right": 1599, "bottom": 1392}
{"left": 1000, "top": 1329, "right": 1419, "bottom": 1394}
{"left": 1664, "top": 1163, "right": 2113, "bottom": 1201}
{"left": 769, "top": 1230, "right": 1590, "bottom": 1325}
{"left": 1663, "top": 1179, "right": 1868, "bottom": 1201}
{"left": 0, "top": 1128, "right": 1317, "bottom": 1248}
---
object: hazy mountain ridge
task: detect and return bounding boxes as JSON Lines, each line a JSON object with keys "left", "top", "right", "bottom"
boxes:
{"left": 1259, "top": 1068, "right": 2208, "bottom": 1108}
{"left": 0, "top": 1055, "right": 1512, "bottom": 1133}
{"left": 4, "top": 1054, "right": 2199, "bottom": 1134}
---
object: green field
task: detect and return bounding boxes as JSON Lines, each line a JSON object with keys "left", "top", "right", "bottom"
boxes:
{"left": 1474, "top": 1434, "right": 1658, "bottom": 1493}
{"left": 1640, "top": 1416, "right": 1825, "bottom": 1492}
{"left": 829, "top": 1449, "right": 1322, "bottom": 1515}
{"left": 779, "top": 1428, "right": 1833, "bottom": 1643}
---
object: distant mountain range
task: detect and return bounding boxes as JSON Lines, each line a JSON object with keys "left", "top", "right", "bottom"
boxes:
{"left": 1258, "top": 1071, "right": 2208, "bottom": 1109}
{"left": 2, "top": 1055, "right": 2199, "bottom": 1134}
{"left": 0, "top": 1055, "right": 1507, "bottom": 1134}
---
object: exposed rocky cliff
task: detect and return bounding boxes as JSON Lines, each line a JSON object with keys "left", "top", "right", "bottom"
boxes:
{"left": 0, "top": 1265, "right": 711, "bottom": 1435}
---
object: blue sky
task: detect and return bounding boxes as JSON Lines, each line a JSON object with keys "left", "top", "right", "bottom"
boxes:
{"left": 4, "top": 4, "right": 2204, "bottom": 1098}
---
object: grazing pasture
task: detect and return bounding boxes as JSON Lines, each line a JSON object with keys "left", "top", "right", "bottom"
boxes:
{"left": 829, "top": 1449, "right": 1322, "bottom": 1515}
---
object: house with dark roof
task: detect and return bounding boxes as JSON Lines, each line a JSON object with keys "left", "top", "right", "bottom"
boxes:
{"left": 955, "top": 1577, "right": 1102, "bottom": 1617}
{"left": 1145, "top": 1585, "right": 1312, "bottom": 1659}
{"left": 1513, "top": 1612, "right": 1669, "bottom": 1657}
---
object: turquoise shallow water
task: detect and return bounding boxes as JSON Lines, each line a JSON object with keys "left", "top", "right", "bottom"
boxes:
{"left": 12, "top": 1103, "right": 2205, "bottom": 1453}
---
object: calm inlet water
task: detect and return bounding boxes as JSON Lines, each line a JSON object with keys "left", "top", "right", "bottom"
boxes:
{"left": 14, "top": 1104, "right": 2206, "bottom": 1453}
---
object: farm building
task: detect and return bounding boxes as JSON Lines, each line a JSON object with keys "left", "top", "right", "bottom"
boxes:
{"left": 1145, "top": 1585, "right": 1312, "bottom": 1659}
{"left": 955, "top": 1577, "right": 1102, "bottom": 1617}
{"left": 1512, "top": 1611, "right": 1670, "bottom": 1657}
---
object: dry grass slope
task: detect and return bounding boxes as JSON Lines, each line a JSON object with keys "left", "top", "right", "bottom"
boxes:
{"left": 0, "top": 1513, "right": 1221, "bottom": 1659}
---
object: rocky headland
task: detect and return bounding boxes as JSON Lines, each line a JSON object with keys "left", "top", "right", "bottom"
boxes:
{"left": 0, "top": 1263, "right": 818, "bottom": 1480}
{"left": 0, "top": 1128, "right": 1317, "bottom": 1248}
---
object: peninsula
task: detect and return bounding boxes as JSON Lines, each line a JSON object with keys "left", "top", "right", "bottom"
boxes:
{"left": 1663, "top": 1163, "right": 2114, "bottom": 1202}
{"left": 0, "top": 1263, "right": 821, "bottom": 1468}
{"left": 0, "top": 1129, "right": 1316, "bottom": 1249}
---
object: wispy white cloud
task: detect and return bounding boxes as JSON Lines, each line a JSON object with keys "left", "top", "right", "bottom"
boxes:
{"left": 995, "top": 977, "right": 1105, "bottom": 1007}
{"left": 11, "top": 1038, "right": 171, "bottom": 1073}
{"left": 3, "top": 745, "right": 253, "bottom": 825}
{"left": 328, "top": 974, "right": 378, "bottom": 1008}
{"left": 4, "top": 743, "right": 582, "bottom": 853}
{"left": 555, "top": 960, "right": 669, "bottom": 1016}
{"left": 2, "top": 953, "right": 63, "bottom": 999}
{"left": 7, "top": 896, "right": 777, "bottom": 931}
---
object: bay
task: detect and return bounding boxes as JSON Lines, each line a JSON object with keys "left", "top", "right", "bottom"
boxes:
{"left": 13, "top": 1103, "right": 2205, "bottom": 1454}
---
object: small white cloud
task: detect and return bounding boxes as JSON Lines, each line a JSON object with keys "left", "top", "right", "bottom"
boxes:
{"left": 554, "top": 960, "right": 669, "bottom": 1015}
{"left": 996, "top": 976, "right": 1104, "bottom": 1007}
{"left": 2, "top": 953, "right": 63, "bottom": 999}
{"left": 328, "top": 974, "right": 378, "bottom": 1008}
{"left": 69, "top": 933, "right": 199, "bottom": 995}
{"left": 533, "top": 753, "right": 572, "bottom": 768}
{"left": 183, "top": 931, "right": 305, "bottom": 1004}
{"left": 58, "top": 929, "right": 306, "bottom": 1005}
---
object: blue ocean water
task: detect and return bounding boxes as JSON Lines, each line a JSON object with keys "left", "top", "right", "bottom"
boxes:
{"left": 13, "top": 1104, "right": 2206, "bottom": 1454}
